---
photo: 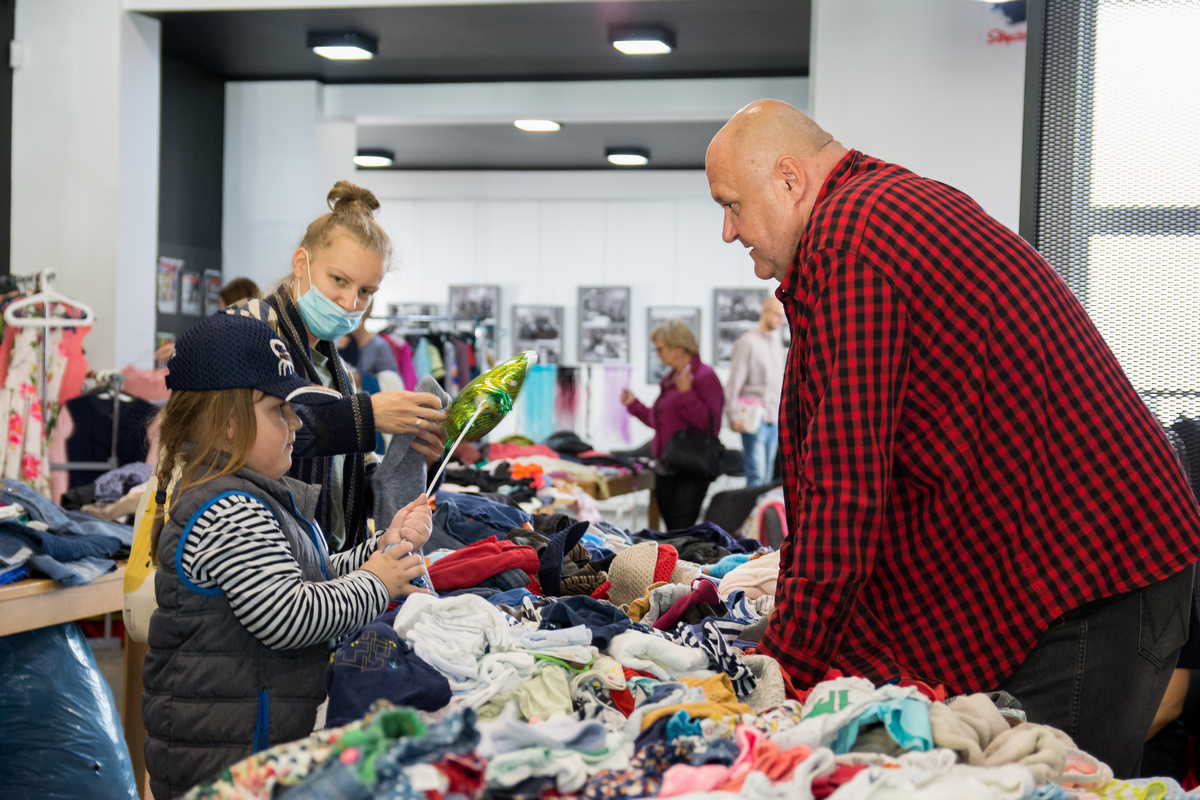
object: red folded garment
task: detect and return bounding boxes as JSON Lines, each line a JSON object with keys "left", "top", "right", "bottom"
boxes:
{"left": 652, "top": 577, "right": 721, "bottom": 631}
{"left": 426, "top": 536, "right": 540, "bottom": 591}
{"left": 811, "top": 763, "right": 869, "bottom": 798}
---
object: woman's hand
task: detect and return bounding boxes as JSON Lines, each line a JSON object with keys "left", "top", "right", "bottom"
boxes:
{"left": 673, "top": 364, "right": 694, "bottom": 393}
{"left": 620, "top": 389, "right": 637, "bottom": 407}
{"left": 360, "top": 540, "right": 430, "bottom": 598}
{"left": 370, "top": 391, "right": 447, "bottom": 463}
{"left": 377, "top": 494, "right": 433, "bottom": 552}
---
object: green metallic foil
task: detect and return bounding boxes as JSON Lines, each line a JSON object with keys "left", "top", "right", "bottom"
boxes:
{"left": 444, "top": 350, "right": 538, "bottom": 445}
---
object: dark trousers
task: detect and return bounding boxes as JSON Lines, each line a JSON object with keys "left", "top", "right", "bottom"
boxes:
{"left": 655, "top": 472, "right": 712, "bottom": 531}
{"left": 1002, "top": 564, "right": 1195, "bottom": 778}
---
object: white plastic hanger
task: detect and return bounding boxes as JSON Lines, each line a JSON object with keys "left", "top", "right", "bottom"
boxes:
{"left": 4, "top": 269, "right": 95, "bottom": 328}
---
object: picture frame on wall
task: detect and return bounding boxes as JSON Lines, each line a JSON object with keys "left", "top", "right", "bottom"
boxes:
{"left": 578, "top": 286, "right": 631, "bottom": 364}
{"left": 713, "top": 287, "right": 770, "bottom": 366}
{"left": 154, "top": 331, "right": 176, "bottom": 368}
{"left": 179, "top": 272, "right": 203, "bottom": 317}
{"left": 203, "top": 270, "right": 223, "bottom": 316}
{"left": 646, "top": 306, "right": 701, "bottom": 383}
{"left": 156, "top": 257, "right": 182, "bottom": 315}
{"left": 448, "top": 285, "right": 500, "bottom": 322}
{"left": 512, "top": 304, "right": 564, "bottom": 365}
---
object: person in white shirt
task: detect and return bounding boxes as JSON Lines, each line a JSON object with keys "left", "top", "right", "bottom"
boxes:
{"left": 726, "top": 296, "right": 787, "bottom": 486}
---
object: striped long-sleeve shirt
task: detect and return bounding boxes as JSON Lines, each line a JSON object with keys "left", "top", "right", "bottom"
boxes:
{"left": 179, "top": 493, "right": 389, "bottom": 651}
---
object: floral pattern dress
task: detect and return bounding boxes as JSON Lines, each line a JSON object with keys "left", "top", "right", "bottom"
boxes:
{"left": 1, "top": 325, "right": 66, "bottom": 496}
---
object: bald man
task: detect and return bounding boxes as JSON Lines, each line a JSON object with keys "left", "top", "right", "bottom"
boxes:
{"left": 726, "top": 295, "right": 787, "bottom": 487}
{"left": 707, "top": 99, "right": 1200, "bottom": 774}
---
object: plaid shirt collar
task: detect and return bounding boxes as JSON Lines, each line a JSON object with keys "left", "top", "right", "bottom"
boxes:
{"left": 777, "top": 149, "right": 864, "bottom": 303}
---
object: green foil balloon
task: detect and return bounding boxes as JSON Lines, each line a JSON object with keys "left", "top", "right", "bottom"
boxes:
{"left": 445, "top": 350, "right": 538, "bottom": 445}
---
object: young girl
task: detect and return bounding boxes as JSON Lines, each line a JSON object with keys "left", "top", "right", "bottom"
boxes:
{"left": 141, "top": 313, "right": 433, "bottom": 800}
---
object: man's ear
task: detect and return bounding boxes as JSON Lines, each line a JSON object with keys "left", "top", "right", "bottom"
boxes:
{"left": 776, "top": 155, "right": 806, "bottom": 198}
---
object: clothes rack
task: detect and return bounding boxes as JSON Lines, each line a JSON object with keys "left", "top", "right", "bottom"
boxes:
{"left": 51, "top": 370, "right": 127, "bottom": 473}
{"left": 3, "top": 269, "right": 95, "bottom": 417}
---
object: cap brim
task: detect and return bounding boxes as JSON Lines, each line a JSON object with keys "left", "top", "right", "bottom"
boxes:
{"left": 261, "top": 374, "right": 343, "bottom": 405}
{"left": 285, "top": 385, "right": 343, "bottom": 406}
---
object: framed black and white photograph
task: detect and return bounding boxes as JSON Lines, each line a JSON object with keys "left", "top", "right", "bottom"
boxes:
{"left": 646, "top": 306, "right": 701, "bottom": 383}
{"left": 713, "top": 287, "right": 770, "bottom": 366}
{"left": 577, "top": 286, "right": 631, "bottom": 363}
{"left": 512, "top": 304, "right": 564, "bottom": 364}
{"left": 448, "top": 285, "right": 500, "bottom": 322}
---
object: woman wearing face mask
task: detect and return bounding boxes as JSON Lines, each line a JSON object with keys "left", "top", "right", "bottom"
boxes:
{"left": 225, "top": 181, "right": 446, "bottom": 551}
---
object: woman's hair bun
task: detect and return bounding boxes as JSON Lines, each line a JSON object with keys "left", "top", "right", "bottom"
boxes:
{"left": 327, "top": 180, "right": 381, "bottom": 214}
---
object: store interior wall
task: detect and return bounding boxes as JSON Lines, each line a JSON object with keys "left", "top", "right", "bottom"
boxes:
{"left": 0, "top": 0, "right": 13, "bottom": 276}
{"left": 810, "top": 0, "right": 1027, "bottom": 231}
{"left": 10, "top": 0, "right": 159, "bottom": 371}
{"left": 7, "top": 0, "right": 1027, "bottom": 440}
{"left": 156, "top": 54, "right": 225, "bottom": 342}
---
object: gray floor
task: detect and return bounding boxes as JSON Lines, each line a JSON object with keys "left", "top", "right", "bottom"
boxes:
{"left": 89, "top": 636, "right": 125, "bottom": 711}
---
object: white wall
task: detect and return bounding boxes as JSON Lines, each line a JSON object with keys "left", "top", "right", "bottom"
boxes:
{"left": 11, "top": 0, "right": 160, "bottom": 369}
{"left": 358, "top": 169, "right": 761, "bottom": 388}
{"left": 810, "top": 0, "right": 1027, "bottom": 231}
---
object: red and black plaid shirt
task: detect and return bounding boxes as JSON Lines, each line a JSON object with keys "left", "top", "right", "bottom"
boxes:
{"left": 762, "top": 150, "right": 1200, "bottom": 693}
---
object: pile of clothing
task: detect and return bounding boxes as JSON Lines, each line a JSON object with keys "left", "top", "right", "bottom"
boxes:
{"left": 178, "top": 489, "right": 1200, "bottom": 799}
{"left": 0, "top": 479, "right": 133, "bottom": 586}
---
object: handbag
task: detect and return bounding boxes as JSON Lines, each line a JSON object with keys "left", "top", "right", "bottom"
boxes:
{"left": 660, "top": 404, "right": 725, "bottom": 480}
{"left": 732, "top": 395, "right": 765, "bottom": 435}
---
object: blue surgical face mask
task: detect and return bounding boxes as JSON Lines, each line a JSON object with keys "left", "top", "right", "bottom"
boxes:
{"left": 295, "top": 249, "right": 365, "bottom": 341}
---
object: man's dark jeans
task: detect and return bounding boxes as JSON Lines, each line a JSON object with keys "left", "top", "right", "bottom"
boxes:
{"left": 1002, "top": 564, "right": 1195, "bottom": 777}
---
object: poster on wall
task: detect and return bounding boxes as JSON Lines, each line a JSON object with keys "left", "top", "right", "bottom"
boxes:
{"left": 154, "top": 332, "right": 176, "bottom": 368}
{"left": 512, "top": 305, "right": 564, "bottom": 365}
{"left": 578, "top": 286, "right": 631, "bottom": 364}
{"left": 448, "top": 285, "right": 500, "bottom": 322}
{"left": 156, "top": 257, "right": 183, "bottom": 315}
{"left": 179, "top": 272, "right": 203, "bottom": 317}
{"left": 203, "top": 270, "right": 223, "bottom": 316}
{"left": 713, "top": 287, "right": 770, "bottom": 366}
{"left": 646, "top": 306, "right": 701, "bottom": 383}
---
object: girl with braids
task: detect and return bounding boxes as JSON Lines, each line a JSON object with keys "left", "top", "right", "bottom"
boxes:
{"left": 225, "top": 180, "right": 446, "bottom": 551}
{"left": 141, "top": 314, "right": 433, "bottom": 799}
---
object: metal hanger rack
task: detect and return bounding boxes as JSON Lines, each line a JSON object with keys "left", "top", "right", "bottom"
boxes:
{"left": 2, "top": 269, "right": 123, "bottom": 474}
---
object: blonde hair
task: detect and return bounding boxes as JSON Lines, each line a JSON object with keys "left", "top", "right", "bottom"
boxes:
{"left": 149, "top": 389, "right": 259, "bottom": 553}
{"left": 281, "top": 181, "right": 392, "bottom": 290}
{"left": 652, "top": 319, "right": 700, "bottom": 356}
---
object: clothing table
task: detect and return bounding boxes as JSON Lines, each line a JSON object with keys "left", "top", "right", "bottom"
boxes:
{"left": 0, "top": 564, "right": 149, "bottom": 797}
{"left": 574, "top": 470, "right": 662, "bottom": 529}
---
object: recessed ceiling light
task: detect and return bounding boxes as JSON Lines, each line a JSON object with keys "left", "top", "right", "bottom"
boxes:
{"left": 606, "top": 148, "right": 650, "bottom": 167}
{"left": 354, "top": 148, "right": 394, "bottom": 168}
{"left": 610, "top": 26, "right": 675, "bottom": 55}
{"left": 514, "top": 119, "right": 562, "bottom": 133}
{"left": 308, "top": 31, "right": 378, "bottom": 61}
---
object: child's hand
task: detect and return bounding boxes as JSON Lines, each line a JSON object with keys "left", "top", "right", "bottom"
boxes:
{"left": 361, "top": 540, "right": 430, "bottom": 599}
{"left": 377, "top": 495, "right": 433, "bottom": 552}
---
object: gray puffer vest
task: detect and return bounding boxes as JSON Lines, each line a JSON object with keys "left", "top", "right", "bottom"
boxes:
{"left": 142, "top": 468, "right": 332, "bottom": 799}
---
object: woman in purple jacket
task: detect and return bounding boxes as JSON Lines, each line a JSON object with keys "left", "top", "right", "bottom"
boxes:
{"left": 621, "top": 320, "right": 725, "bottom": 530}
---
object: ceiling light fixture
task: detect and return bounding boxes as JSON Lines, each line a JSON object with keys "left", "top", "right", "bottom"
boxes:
{"left": 354, "top": 148, "right": 394, "bottom": 168}
{"left": 514, "top": 119, "right": 562, "bottom": 133}
{"left": 308, "top": 31, "right": 378, "bottom": 61}
{"left": 606, "top": 148, "right": 650, "bottom": 167}
{"left": 610, "top": 26, "right": 675, "bottom": 55}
